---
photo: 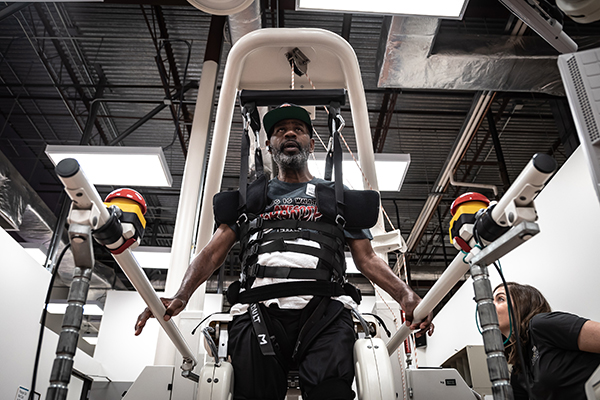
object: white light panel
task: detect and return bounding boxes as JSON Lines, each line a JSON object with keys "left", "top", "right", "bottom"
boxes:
{"left": 308, "top": 153, "right": 410, "bottom": 191}
{"left": 47, "top": 303, "right": 104, "bottom": 316}
{"left": 45, "top": 145, "right": 173, "bottom": 187}
{"left": 296, "top": 0, "right": 469, "bottom": 18}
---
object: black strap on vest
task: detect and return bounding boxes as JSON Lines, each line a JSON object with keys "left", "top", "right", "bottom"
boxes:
{"left": 239, "top": 101, "right": 263, "bottom": 212}
{"left": 323, "top": 103, "right": 346, "bottom": 228}
{"left": 249, "top": 303, "right": 276, "bottom": 356}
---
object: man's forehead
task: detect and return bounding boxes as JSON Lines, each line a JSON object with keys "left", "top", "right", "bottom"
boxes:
{"left": 273, "top": 118, "right": 307, "bottom": 128}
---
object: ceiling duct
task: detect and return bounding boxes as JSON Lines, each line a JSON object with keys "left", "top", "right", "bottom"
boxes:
{"left": 376, "top": 16, "right": 569, "bottom": 96}
{"left": 0, "top": 149, "right": 56, "bottom": 243}
{"left": 227, "top": 0, "right": 262, "bottom": 44}
{"left": 0, "top": 149, "right": 122, "bottom": 289}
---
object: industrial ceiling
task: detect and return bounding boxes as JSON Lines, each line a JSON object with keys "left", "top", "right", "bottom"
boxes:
{"left": 2, "top": 0, "right": 600, "bottom": 341}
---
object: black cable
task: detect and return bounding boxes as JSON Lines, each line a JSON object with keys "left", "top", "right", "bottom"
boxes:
{"left": 29, "top": 242, "right": 72, "bottom": 400}
{"left": 191, "top": 311, "right": 229, "bottom": 335}
{"left": 493, "top": 261, "right": 534, "bottom": 399}
{"left": 362, "top": 313, "right": 392, "bottom": 338}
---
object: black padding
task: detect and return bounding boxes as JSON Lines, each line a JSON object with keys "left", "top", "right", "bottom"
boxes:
{"left": 240, "top": 89, "right": 346, "bottom": 107}
{"left": 316, "top": 183, "right": 380, "bottom": 229}
{"left": 307, "top": 378, "right": 355, "bottom": 400}
{"left": 246, "top": 174, "right": 269, "bottom": 214}
{"left": 226, "top": 280, "right": 241, "bottom": 304}
{"left": 213, "top": 191, "right": 239, "bottom": 226}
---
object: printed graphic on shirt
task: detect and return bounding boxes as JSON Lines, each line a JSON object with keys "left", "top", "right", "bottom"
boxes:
{"left": 261, "top": 203, "right": 322, "bottom": 221}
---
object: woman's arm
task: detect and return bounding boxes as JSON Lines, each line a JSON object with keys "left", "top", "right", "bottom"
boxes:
{"left": 578, "top": 320, "right": 600, "bottom": 353}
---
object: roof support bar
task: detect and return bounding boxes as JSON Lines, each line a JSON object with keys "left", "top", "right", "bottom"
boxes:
{"left": 108, "top": 81, "right": 197, "bottom": 146}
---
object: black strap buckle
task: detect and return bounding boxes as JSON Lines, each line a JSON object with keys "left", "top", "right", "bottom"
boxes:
{"left": 249, "top": 243, "right": 260, "bottom": 256}
{"left": 249, "top": 217, "right": 263, "bottom": 230}
{"left": 246, "top": 263, "right": 260, "bottom": 278}
{"left": 237, "top": 213, "right": 248, "bottom": 227}
{"left": 335, "top": 214, "right": 346, "bottom": 228}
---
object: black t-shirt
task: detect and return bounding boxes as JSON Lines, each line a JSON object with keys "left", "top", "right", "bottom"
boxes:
{"left": 511, "top": 311, "right": 600, "bottom": 400}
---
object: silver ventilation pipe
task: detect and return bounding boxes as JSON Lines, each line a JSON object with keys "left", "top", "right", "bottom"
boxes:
{"left": 228, "top": 0, "right": 262, "bottom": 45}
{"left": 0, "top": 149, "right": 56, "bottom": 244}
{"left": 377, "top": 16, "right": 570, "bottom": 96}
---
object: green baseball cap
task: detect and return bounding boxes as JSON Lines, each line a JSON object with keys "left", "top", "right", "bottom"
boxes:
{"left": 263, "top": 103, "right": 313, "bottom": 138}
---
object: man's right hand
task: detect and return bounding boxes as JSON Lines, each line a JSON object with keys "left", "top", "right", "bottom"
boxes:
{"left": 134, "top": 296, "right": 187, "bottom": 336}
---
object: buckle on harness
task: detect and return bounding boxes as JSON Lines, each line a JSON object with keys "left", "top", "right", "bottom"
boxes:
{"left": 249, "top": 243, "right": 260, "bottom": 256}
{"left": 247, "top": 263, "right": 260, "bottom": 278}
{"left": 237, "top": 213, "right": 248, "bottom": 227}
{"left": 335, "top": 215, "right": 346, "bottom": 228}
{"left": 249, "top": 217, "right": 263, "bottom": 230}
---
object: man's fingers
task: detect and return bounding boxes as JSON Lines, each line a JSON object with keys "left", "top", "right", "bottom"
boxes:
{"left": 163, "top": 298, "right": 184, "bottom": 321}
{"left": 135, "top": 308, "right": 154, "bottom": 335}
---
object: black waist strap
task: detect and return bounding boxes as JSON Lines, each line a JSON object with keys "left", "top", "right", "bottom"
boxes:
{"left": 236, "top": 281, "right": 361, "bottom": 304}
{"left": 247, "top": 264, "right": 331, "bottom": 280}
{"left": 255, "top": 240, "right": 342, "bottom": 269}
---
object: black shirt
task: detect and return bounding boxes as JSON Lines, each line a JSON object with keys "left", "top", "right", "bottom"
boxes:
{"left": 512, "top": 311, "right": 600, "bottom": 400}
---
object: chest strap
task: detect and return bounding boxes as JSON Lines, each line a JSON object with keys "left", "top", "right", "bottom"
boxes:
{"left": 245, "top": 264, "right": 332, "bottom": 280}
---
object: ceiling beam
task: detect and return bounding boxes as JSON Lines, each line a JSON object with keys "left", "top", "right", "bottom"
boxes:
{"left": 33, "top": 4, "right": 110, "bottom": 144}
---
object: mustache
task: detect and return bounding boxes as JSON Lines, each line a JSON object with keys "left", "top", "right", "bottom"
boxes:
{"left": 279, "top": 140, "right": 300, "bottom": 151}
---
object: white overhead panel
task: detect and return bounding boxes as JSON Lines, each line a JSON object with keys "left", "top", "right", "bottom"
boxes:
{"left": 308, "top": 153, "right": 411, "bottom": 191}
{"left": 296, "top": 0, "right": 470, "bottom": 19}
{"left": 45, "top": 145, "right": 173, "bottom": 187}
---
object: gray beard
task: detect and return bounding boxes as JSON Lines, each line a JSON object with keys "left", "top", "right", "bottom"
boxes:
{"left": 272, "top": 146, "right": 311, "bottom": 171}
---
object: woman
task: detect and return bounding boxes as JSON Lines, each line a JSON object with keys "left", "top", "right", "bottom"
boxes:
{"left": 493, "top": 282, "right": 600, "bottom": 399}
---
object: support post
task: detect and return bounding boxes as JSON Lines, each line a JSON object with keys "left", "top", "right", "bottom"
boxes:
{"left": 46, "top": 223, "right": 94, "bottom": 400}
{"left": 470, "top": 262, "right": 514, "bottom": 399}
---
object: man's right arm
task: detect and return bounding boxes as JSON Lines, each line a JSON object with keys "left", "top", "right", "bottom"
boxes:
{"left": 135, "top": 223, "right": 237, "bottom": 335}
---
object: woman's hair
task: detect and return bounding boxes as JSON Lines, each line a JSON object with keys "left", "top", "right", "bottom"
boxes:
{"left": 494, "top": 282, "right": 551, "bottom": 372}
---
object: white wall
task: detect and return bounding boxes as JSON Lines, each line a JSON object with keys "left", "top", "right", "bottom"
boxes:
{"left": 0, "top": 228, "right": 102, "bottom": 400}
{"left": 422, "top": 146, "right": 600, "bottom": 367}
{"left": 93, "top": 290, "right": 160, "bottom": 382}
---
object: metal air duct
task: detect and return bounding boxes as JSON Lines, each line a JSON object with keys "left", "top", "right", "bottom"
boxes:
{"left": 376, "top": 16, "right": 570, "bottom": 96}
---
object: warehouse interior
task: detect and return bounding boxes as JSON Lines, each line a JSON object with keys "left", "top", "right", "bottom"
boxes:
{"left": 1, "top": 0, "right": 600, "bottom": 399}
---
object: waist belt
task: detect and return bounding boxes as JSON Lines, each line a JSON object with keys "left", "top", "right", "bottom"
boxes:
{"left": 227, "top": 281, "right": 362, "bottom": 305}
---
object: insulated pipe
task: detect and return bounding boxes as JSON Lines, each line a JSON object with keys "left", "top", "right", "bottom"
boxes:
{"left": 196, "top": 28, "right": 380, "bottom": 256}
{"left": 386, "top": 251, "right": 472, "bottom": 355}
{"left": 156, "top": 15, "right": 226, "bottom": 366}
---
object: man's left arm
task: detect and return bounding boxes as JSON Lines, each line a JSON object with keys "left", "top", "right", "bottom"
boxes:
{"left": 347, "top": 237, "right": 434, "bottom": 336}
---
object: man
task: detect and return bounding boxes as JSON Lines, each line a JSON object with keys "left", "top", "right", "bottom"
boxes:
{"left": 135, "top": 104, "right": 433, "bottom": 400}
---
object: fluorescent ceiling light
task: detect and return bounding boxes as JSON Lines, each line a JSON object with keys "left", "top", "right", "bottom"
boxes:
{"left": 308, "top": 153, "right": 410, "bottom": 191}
{"left": 82, "top": 336, "right": 99, "bottom": 345}
{"left": 132, "top": 247, "right": 171, "bottom": 270}
{"left": 47, "top": 303, "right": 104, "bottom": 316}
{"left": 45, "top": 145, "right": 173, "bottom": 187}
{"left": 296, "top": 0, "right": 469, "bottom": 18}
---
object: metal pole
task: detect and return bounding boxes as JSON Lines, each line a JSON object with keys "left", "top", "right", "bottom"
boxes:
{"left": 46, "top": 223, "right": 94, "bottom": 400}
{"left": 470, "top": 261, "right": 514, "bottom": 399}
{"left": 155, "top": 15, "right": 225, "bottom": 366}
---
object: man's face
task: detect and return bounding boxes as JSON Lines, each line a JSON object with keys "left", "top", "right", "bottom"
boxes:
{"left": 267, "top": 119, "right": 314, "bottom": 170}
